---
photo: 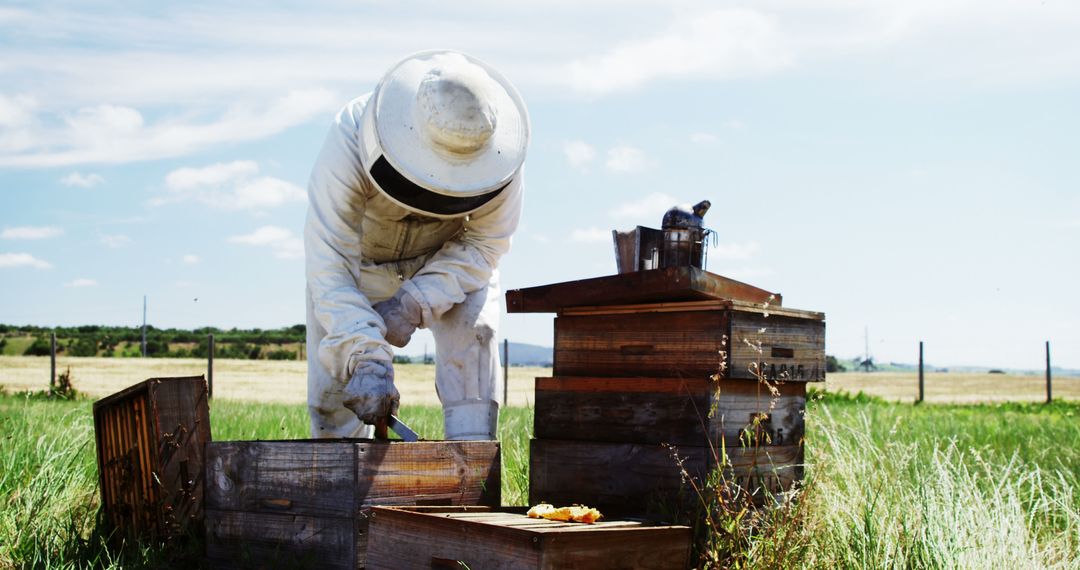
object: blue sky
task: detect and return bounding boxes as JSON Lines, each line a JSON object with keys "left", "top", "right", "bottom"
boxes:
{"left": 2, "top": 1, "right": 1078, "bottom": 369}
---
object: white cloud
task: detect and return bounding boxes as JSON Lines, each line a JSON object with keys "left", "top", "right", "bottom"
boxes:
{"left": 60, "top": 172, "right": 105, "bottom": 188}
{"left": 605, "top": 145, "right": 649, "bottom": 173}
{"left": 64, "top": 278, "right": 97, "bottom": 288}
{"left": 563, "top": 9, "right": 790, "bottom": 94}
{"left": 1, "top": 226, "right": 63, "bottom": 240}
{"left": 0, "top": 89, "right": 338, "bottom": 167}
{"left": 182, "top": 254, "right": 200, "bottom": 264}
{"left": 0, "top": 253, "right": 52, "bottom": 269}
{"left": 610, "top": 192, "right": 677, "bottom": 220}
{"left": 99, "top": 234, "right": 131, "bottom": 248}
{"left": 562, "top": 140, "right": 596, "bottom": 169}
{"left": 711, "top": 241, "right": 761, "bottom": 260}
{"left": 229, "top": 226, "right": 303, "bottom": 259}
{"left": 156, "top": 160, "right": 306, "bottom": 211}
{"left": 569, "top": 227, "right": 612, "bottom": 243}
{"left": 690, "top": 132, "right": 719, "bottom": 144}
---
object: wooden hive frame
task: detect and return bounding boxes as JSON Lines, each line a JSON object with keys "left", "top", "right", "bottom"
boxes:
{"left": 92, "top": 376, "right": 211, "bottom": 540}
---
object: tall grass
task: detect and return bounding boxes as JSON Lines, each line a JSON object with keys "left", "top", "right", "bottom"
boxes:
{"left": 3, "top": 388, "right": 1078, "bottom": 569}
{"left": 718, "top": 392, "right": 1080, "bottom": 569}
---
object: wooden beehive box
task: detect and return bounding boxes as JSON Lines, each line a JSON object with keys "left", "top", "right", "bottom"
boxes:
{"left": 365, "top": 506, "right": 692, "bottom": 570}
{"left": 507, "top": 267, "right": 825, "bottom": 517}
{"left": 203, "top": 439, "right": 501, "bottom": 569}
{"left": 93, "top": 376, "right": 211, "bottom": 540}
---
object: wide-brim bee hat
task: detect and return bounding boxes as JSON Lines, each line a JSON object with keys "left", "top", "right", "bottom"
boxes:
{"left": 359, "top": 50, "right": 530, "bottom": 218}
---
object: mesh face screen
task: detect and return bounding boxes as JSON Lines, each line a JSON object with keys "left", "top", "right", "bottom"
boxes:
{"left": 369, "top": 155, "right": 508, "bottom": 216}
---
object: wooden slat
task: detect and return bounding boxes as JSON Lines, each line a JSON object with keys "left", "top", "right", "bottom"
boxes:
{"left": 205, "top": 509, "right": 357, "bottom": 570}
{"left": 535, "top": 377, "right": 806, "bottom": 448}
{"left": 366, "top": 507, "right": 541, "bottom": 570}
{"left": 530, "top": 440, "right": 805, "bottom": 518}
{"left": 559, "top": 299, "right": 821, "bottom": 320}
{"left": 506, "top": 266, "right": 780, "bottom": 313}
{"left": 205, "top": 441, "right": 358, "bottom": 518}
{"left": 529, "top": 439, "right": 708, "bottom": 518}
{"left": 365, "top": 507, "right": 692, "bottom": 570}
{"left": 554, "top": 310, "right": 729, "bottom": 378}
{"left": 355, "top": 440, "right": 501, "bottom": 507}
{"left": 727, "top": 312, "right": 825, "bottom": 382}
{"left": 538, "top": 526, "right": 691, "bottom": 569}
{"left": 710, "top": 381, "right": 806, "bottom": 448}
{"left": 535, "top": 377, "right": 712, "bottom": 446}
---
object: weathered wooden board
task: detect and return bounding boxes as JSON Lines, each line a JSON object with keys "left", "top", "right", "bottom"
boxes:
{"left": 553, "top": 309, "right": 728, "bottom": 378}
{"left": 530, "top": 440, "right": 803, "bottom": 518}
{"left": 93, "top": 376, "right": 211, "bottom": 541}
{"left": 728, "top": 312, "right": 826, "bottom": 382}
{"left": 506, "top": 266, "right": 780, "bottom": 313}
{"left": 534, "top": 377, "right": 806, "bottom": 448}
{"left": 365, "top": 506, "right": 692, "bottom": 570}
{"left": 553, "top": 307, "right": 825, "bottom": 382}
{"left": 204, "top": 440, "right": 500, "bottom": 569}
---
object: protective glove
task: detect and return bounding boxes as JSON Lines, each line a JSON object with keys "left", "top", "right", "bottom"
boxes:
{"left": 372, "top": 289, "right": 422, "bottom": 348}
{"left": 341, "top": 360, "right": 400, "bottom": 425}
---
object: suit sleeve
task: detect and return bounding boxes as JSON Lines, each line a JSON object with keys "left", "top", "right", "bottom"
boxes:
{"left": 304, "top": 98, "right": 393, "bottom": 384}
{"left": 399, "top": 172, "right": 524, "bottom": 326}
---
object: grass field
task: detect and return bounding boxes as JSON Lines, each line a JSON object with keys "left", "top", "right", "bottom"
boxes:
{"left": 2, "top": 378, "right": 1078, "bottom": 568}
{"left": 2, "top": 355, "right": 1078, "bottom": 407}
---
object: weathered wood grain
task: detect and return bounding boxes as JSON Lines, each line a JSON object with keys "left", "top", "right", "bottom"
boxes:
{"left": 204, "top": 439, "right": 500, "bottom": 569}
{"left": 529, "top": 439, "right": 707, "bottom": 517}
{"left": 365, "top": 507, "right": 691, "bottom": 570}
{"left": 553, "top": 306, "right": 825, "bottom": 382}
{"left": 530, "top": 440, "right": 804, "bottom": 517}
{"left": 554, "top": 309, "right": 729, "bottom": 378}
{"left": 205, "top": 509, "right": 359, "bottom": 570}
{"left": 728, "top": 312, "right": 825, "bottom": 382}
{"left": 534, "top": 377, "right": 806, "bottom": 448}
{"left": 92, "top": 376, "right": 210, "bottom": 541}
{"left": 506, "top": 266, "right": 780, "bottom": 313}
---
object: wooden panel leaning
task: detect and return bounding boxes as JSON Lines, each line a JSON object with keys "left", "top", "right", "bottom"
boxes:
{"left": 365, "top": 506, "right": 692, "bottom": 570}
{"left": 203, "top": 439, "right": 501, "bottom": 570}
{"left": 553, "top": 300, "right": 825, "bottom": 381}
{"left": 93, "top": 376, "right": 212, "bottom": 541}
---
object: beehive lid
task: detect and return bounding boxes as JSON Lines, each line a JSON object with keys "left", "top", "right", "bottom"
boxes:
{"left": 505, "top": 266, "right": 780, "bottom": 313}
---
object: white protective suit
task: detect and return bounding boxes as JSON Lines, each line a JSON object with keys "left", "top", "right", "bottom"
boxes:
{"left": 305, "top": 93, "right": 523, "bottom": 440}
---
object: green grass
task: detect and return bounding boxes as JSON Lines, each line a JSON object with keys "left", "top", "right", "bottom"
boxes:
{"left": 1, "top": 389, "right": 1077, "bottom": 569}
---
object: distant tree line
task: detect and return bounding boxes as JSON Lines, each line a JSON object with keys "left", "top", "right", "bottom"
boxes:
{"left": 1, "top": 324, "right": 307, "bottom": 360}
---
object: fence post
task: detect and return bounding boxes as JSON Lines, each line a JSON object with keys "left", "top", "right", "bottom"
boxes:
{"left": 1046, "top": 341, "right": 1052, "bottom": 404}
{"left": 208, "top": 333, "right": 215, "bottom": 400}
{"left": 917, "top": 340, "right": 924, "bottom": 404}
{"left": 50, "top": 331, "right": 57, "bottom": 389}
{"left": 502, "top": 339, "right": 509, "bottom": 407}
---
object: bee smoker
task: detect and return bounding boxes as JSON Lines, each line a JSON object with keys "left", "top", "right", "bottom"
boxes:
{"left": 612, "top": 199, "right": 715, "bottom": 273}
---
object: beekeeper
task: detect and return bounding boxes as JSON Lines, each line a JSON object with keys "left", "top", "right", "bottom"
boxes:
{"left": 304, "top": 50, "right": 528, "bottom": 441}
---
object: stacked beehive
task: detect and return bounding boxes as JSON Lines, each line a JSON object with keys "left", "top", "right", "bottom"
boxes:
{"left": 507, "top": 266, "right": 825, "bottom": 518}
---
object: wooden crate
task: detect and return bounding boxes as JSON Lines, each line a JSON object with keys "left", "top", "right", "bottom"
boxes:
{"left": 93, "top": 376, "right": 211, "bottom": 540}
{"left": 535, "top": 377, "right": 806, "bottom": 448}
{"left": 529, "top": 440, "right": 803, "bottom": 518}
{"left": 365, "top": 506, "right": 692, "bottom": 570}
{"left": 553, "top": 301, "right": 825, "bottom": 380}
{"left": 204, "top": 439, "right": 501, "bottom": 569}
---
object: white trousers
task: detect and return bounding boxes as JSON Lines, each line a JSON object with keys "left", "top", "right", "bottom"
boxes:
{"left": 307, "top": 260, "right": 503, "bottom": 440}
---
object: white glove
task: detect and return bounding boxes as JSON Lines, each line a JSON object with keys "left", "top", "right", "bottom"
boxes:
{"left": 373, "top": 289, "right": 422, "bottom": 348}
{"left": 341, "top": 360, "right": 400, "bottom": 425}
